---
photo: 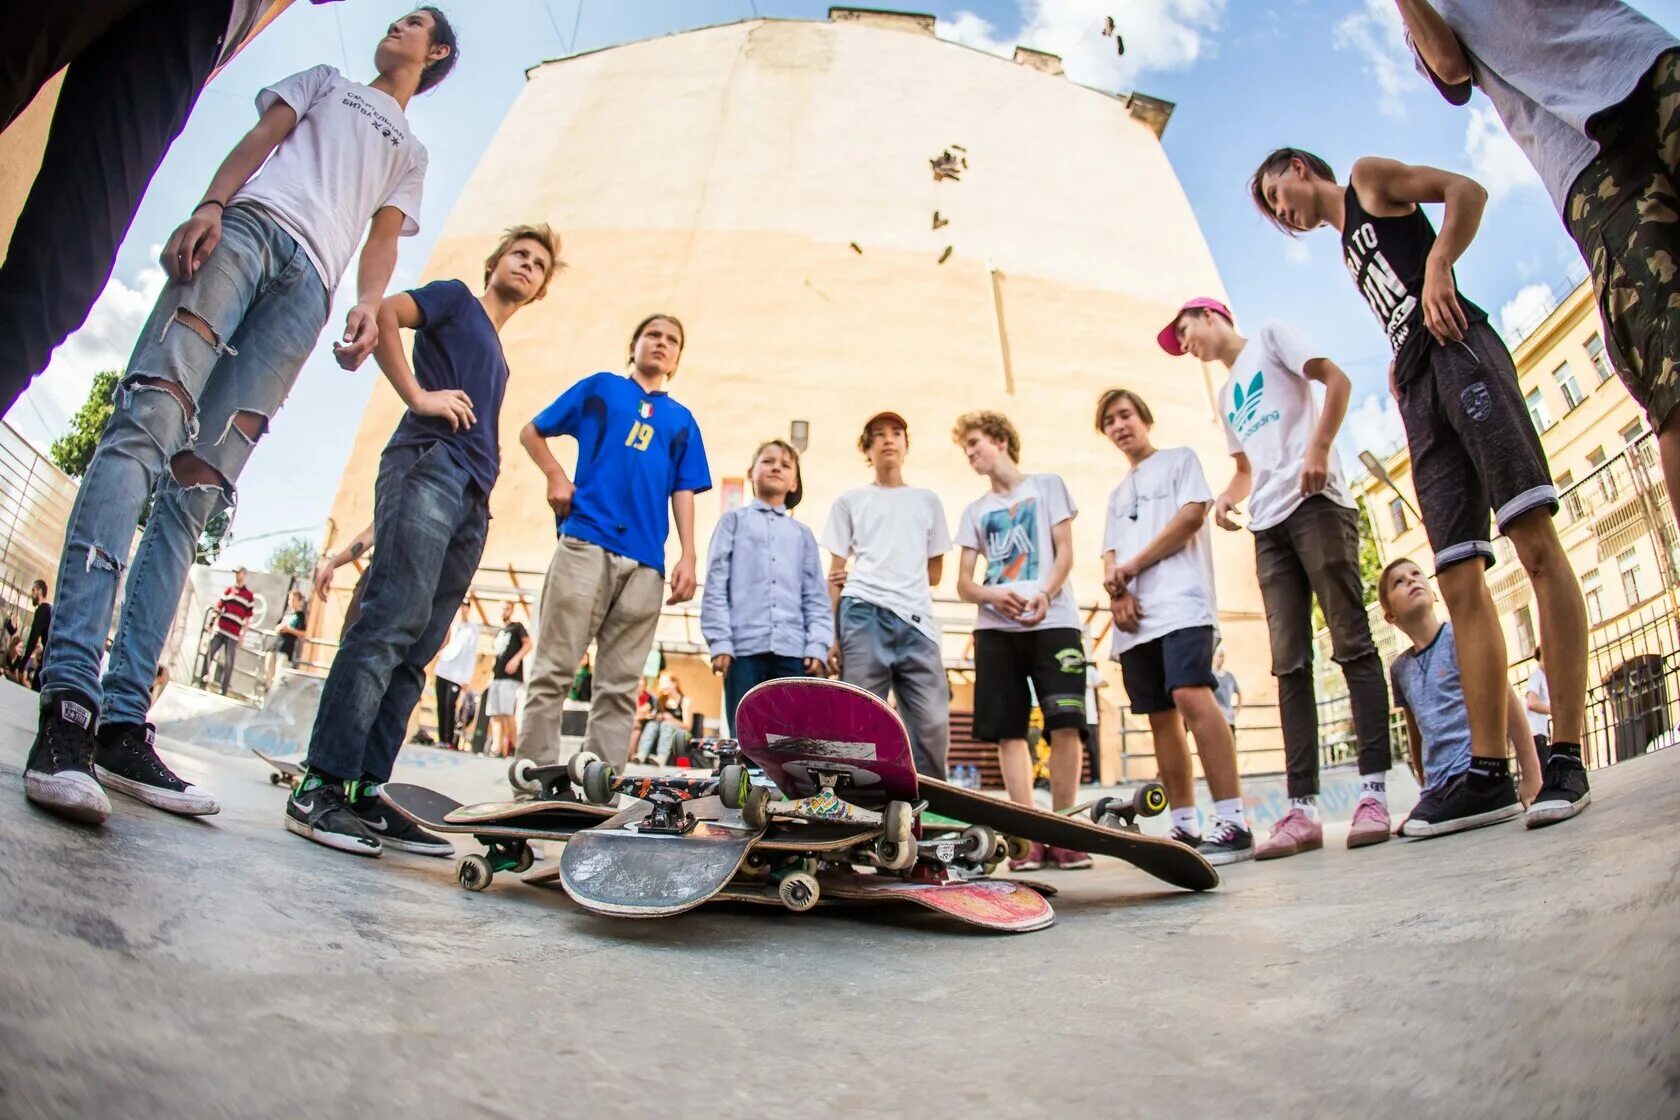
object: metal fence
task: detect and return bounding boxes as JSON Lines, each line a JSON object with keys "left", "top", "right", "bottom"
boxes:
{"left": 0, "top": 422, "right": 74, "bottom": 631}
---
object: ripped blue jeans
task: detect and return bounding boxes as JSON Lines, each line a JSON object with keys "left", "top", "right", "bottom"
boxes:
{"left": 40, "top": 203, "right": 327, "bottom": 723}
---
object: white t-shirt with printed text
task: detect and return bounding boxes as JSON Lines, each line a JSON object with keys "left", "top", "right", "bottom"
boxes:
{"left": 822, "top": 484, "right": 951, "bottom": 645}
{"left": 1102, "top": 446, "right": 1219, "bottom": 658}
{"left": 234, "top": 65, "right": 427, "bottom": 292}
{"left": 1219, "top": 321, "right": 1355, "bottom": 532}
{"left": 955, "top": 473, "right": 1081, "bottom": 632}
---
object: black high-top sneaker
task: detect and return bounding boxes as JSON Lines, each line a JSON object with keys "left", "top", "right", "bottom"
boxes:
{"left": 285, "top": 770, "right": 381, "bottom": 856}
{"left": 1400, "top": 770, "right": 1521, "bottom": 838}
{"left": 1526, "top": 752, "right": 1590, "bottom": 828}
{"left": 25, "top": 694, "right": 111, "bottom": 824}
{"left": 95, "top": 722, "right": 219, "bottom": 816}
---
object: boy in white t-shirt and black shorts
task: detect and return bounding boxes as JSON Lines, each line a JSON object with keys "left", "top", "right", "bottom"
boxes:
{"left": 823, "top": 411, "right": 952, "bottom": 778}
{"left": 1161, "top": 298, "right": 1395, "bottom": 857}
{"left": 952, "top": 411, "right": 1091, "bottom": 871}
{"left": 1098, "top": 389, "right": 1254, "bottom": 865}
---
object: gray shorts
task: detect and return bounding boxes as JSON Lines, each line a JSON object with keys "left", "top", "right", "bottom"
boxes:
{"left": 1395, "top": 319, "right": 1557, "bottom": 572}
{"left": 486, "top": 678, "right": 522, "bottom": 717}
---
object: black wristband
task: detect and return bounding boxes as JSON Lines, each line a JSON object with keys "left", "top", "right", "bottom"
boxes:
{"left": 195, "top": 199, "right": 226, "bottom": 215}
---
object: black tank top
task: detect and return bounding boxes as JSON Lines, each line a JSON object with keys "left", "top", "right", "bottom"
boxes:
{"left": 1341, "top": 184, "right": 1485, "bottom": 365}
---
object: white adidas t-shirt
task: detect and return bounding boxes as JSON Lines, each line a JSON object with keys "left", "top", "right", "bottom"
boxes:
{"left": 234, "top": 65, "right": 427, "bottom": 292}
{"left": 1102, "top": 446, "right": 1218, "bottom": 658}
{"left": 1219, "top": 321, "right": 1355, "bottom": 532}
{"left": 822, "top": 484, "right": 951, "bottom": 644}
{"left": 955, "top": 473, "right": 1081, "bottom": 632}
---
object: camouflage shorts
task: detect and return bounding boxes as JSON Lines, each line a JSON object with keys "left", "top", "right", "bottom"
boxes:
{"left": 1566, "top": 49, "right": 1680, "bottom": 429}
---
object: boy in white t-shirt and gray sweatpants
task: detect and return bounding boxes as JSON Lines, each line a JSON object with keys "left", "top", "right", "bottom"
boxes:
{"left": 952, "top": 410, "right": 1091, "bottom": 871}
{"left": 823, "top": 411, "right": 952, "bottom": 778}
{"left": 1161, "top": 298, "right": 1394, "bottom": 858}
{"left": 1098, "top": 388, "right": 1254, "bottom": 865}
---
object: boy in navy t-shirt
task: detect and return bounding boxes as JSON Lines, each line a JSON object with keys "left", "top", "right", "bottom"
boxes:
{"left": 287, "top": 225, "right": 560, "bottom": 857}
{"left": 513, "top": 314, "right": 711, "bottom": 774}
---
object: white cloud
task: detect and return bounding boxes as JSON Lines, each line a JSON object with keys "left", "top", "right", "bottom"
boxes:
{"left": 1465, "top": 105, "right": 1544, "bottom": 201}
{"left": 938, "top": 1, "right": 1227, "bottom": 90}
{"left": 10, "top": 255, "right": 166, "bottom": 445}
{"left": 1283, "top": 239, "right": 1311, "bottom": 265}
{"left": 1332, "top": 0, "right": 1422, "bottom": 119}
{"left": 1342, "top": 391, "right": 1406, "bottom": 462}
{"left": 1497, "top": 281, "right": 1557, "bottom": 344}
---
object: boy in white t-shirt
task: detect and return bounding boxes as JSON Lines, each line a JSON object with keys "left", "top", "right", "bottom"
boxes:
{"left": 1161, "top": 297, "right": 1394, "bottom": 858}
{"left": 25, "top": 11, "right": 455, "bottom": 828}
{"left": 1525, "top": 646, "right": 1552, "bottom": 756}
{"left": 435, "top": 603, "right": 482, "bottom": 751}
{"left": 822, "top": 411, "right": 952, "bottom": 777}
{"left": 1098, "top": 389, "right": 1253, "bottom": 866}
{"left": 952, "top": 411, "right": 1091, "bottom": 871}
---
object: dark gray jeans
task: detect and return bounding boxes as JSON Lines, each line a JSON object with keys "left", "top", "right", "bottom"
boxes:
{"left": 1254, "top": 496, "right": 1391, "bottom": 798}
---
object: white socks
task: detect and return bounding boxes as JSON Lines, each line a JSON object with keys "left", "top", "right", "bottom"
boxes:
{"left": 1290, "top": 795, "right": 1320, "bottom": 822}
{"left": 1170, "top": 806, "right": 1200, "bottom": 837}
{"left": 1214, "top": 797, "right": 1247, "bottom": 830}
{"left": 1359, "top": 774, "right": 1388, "bottom": 808}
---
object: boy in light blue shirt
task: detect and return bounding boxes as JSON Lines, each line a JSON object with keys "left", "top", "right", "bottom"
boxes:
{"left": 702, "top": 439, "right": 832, "bottom": 730}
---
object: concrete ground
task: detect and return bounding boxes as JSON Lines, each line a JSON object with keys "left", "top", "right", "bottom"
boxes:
{"left": 0, "top": 682, "right": 1675, "bottom": 1119}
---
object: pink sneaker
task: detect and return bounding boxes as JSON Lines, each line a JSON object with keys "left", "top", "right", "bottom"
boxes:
{"left": 1009, "top": 841, "right": 1046, "bottom": 872}
{"left": 1255, "top": 808, "right": 1323, "bottom": 860}
{"left": 1048, "top": 846, "right": 1093, "bottom": 870}
{"left": 1346, "top": 797, "right": 1393, "bottom": 848}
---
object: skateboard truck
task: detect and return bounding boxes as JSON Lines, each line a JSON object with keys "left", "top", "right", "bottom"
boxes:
{"left": 1088, "top": 781, "right": 1168, "bottom": 833}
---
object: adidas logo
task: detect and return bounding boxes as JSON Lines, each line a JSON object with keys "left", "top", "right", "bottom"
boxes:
{"left": 1227, "top": 371, "right": 1265, "bottom": 431}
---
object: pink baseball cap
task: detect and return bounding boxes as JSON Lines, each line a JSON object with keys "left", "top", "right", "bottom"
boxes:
{"left": 1156, "top": 297, "right": 1234, "bottom": 356}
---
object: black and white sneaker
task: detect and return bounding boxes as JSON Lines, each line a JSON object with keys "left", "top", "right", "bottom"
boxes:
{"left": 95, "top": 722, "right": 219, "bottom": 816}
{"left": 1400, "top": 771, "right": 1521, "bottom": 838}
{"left": 1526, "top": 755, "right": 1590, "bottom": 828}
{"left": 285, "top": 774, "right": 381, "bottom": 856}
{"left": 1196, "top": 818, "right": 1254, "bottom": 866}
{"left": 1167, "top": 826, "right": 1202, "bottom": 847}
{"left": 349, "top": 783, "right": 453, "bottom": 857}
{"left": 24, "top": 695, "right": 111, "bottom": 825}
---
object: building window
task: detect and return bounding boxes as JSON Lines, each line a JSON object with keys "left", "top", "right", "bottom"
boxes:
{"left": 1585, "top": 332, "right": 1614, "bottom": 384}
{"left": 1389, "top": 497, "right": 1409, "bottom": 536}
{"left": 1513, "top": 605, "right": 1537, "bottom": 658}
{"left": 1619, "top": 547, "right": 1644, "bottom": 606}
{"left": 1525, "top": 388, "right": 1554, "bottom": 431}
{"left": 1620, "top": 419, "right": 1644, "bottom": 445}
{"left": 1554, "top": 362, "right": 1583, "bottom": 410}
{"left": 1583, "top": 568, "right": 1605, "bottom": 626}
{"left": 720, "top": 477, "right": 746, "bottom": 513}
{"left": 1557, "top": 470, "right": 1583, "bottom": 522}
{"left": 1589, "top": 446, "right": 1618, "bottom": 502}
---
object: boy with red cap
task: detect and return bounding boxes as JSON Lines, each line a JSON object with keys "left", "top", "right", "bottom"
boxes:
{"left": 1160, "top": 299, "right": 1394, "bottom": 856}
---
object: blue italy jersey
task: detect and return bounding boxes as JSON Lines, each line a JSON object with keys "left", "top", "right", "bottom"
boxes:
{"left": 531, "top": 371, "right": 712, "bottom": 572}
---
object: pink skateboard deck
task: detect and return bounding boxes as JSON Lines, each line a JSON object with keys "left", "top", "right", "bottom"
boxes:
{"left": 734, "top": 678, "right": 918, "bottom": 808}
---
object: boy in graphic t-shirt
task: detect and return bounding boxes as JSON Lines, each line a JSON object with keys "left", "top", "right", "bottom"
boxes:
{"left": 26, "top": 11, "right": 457, "bottom": 828}
{"left": 1250, "top": 147, "right": 1591, "bottom": 835}
{"left": 289, "top": 224, "right": 559, "bottom": 858}
{"left": 952, "top": 411, "right": 1091, "bottom": 871}
{"left": 823, "top": 411, "right": 952, "bottom": 778}
{"left": 1097, "top": 389, "right": 1253, "bottom": 866}
{"left": 1160, "top": 298, "right": 1394, "bottom": 857}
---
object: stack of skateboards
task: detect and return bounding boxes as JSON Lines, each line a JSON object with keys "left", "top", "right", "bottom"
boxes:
{"left": 370, "top": 678, "right": 1218, "bottom": 934}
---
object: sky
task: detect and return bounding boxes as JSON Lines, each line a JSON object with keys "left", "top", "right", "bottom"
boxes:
{"left": 9, "top": 0, "right": 1678, "bottom": 569}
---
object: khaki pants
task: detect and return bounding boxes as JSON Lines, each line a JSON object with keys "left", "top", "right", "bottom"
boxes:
{"left": 515, "top": 536, "right": 664, "bottom": 769}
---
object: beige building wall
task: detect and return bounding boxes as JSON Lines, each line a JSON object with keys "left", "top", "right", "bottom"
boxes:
{"left": 321, "top": 13, "right": 1272, "bottom": 774}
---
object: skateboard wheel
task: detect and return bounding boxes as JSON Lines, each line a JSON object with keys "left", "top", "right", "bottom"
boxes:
{"left": 456, "top": 854, "right": 492, "bottom": 892}
{"left": 512, "top": 844, "right": 536, "bottom": 874}
{"left": 778, "top": 871, "right": 819, "bottom": 912}
{"left": 581, "top": 759, "right": 616, "bottom": 805}
{"left": 883, "top": 800, "right": 913, "bottom": 846}
{"left": 567, "top": 750, "right": 602, "bottom": 785}
{"left": 960, "top": 824, "right": 998, "bottom": 863}
{"left": 1135, "top": 781, "right": 1168, "bottom": 818}
{"left": 1004, "top": 835, "right": 1032, "bottom": 862}
{"left": 741, "top": 785, "right": 771, "bottom": 831}
{"left": 508, "top": 759, "right": 539, "bottom": 793}
{"left": 875, "top": 836, "right": 917, "bottom": 871}
{"left": 269, "top": 772, "right": 283, "bottom": 786}
{"left": 719, "top": 764, "right": 749, "bottom": 810}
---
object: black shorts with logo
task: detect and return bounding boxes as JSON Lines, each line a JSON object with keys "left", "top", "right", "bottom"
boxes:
{"left": 972, "top": 626, "right": 1087, "bottom": 741}
{"left": 1394, "top": 318, "right": 1557, "bottom": 573}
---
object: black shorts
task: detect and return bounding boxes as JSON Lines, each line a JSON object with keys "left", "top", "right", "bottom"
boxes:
{"left": 1117, "top": 625, "right": 1218, "bottom": 715}
{"left": 972, "top": 627, "right": 1087, "bottom": 741}
{"left": 1395, "top": 318, "right": 1557, "bottom": 573}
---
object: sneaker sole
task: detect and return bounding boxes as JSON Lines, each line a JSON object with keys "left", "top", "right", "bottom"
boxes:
{"left": 1052, "top": 860, "right": 1094, "bottom": 870}
{"left": 24, "top": 771, "right": 111, "bottom": 825}
{"left": 1008, "top": 862, "right": 1044, "bottom": 873}
{"left": 1400, "top": 802, "right": 1522, "bottom": 839}
{"left": 378, "top": 837, "right": 455, "bottom": 858}
{"left": 1346, "top": 826, "right": 1393, "bottom": 849}
{"left": 1202, "top": 847, "right": 1255, "bottom": 867}
{"left": 284, "top": 814, "right": 382, "bottom": 856}
{"left": 95, "top": 766, "right": 220, "bottom": 816}
{"left": 1256, "top": 837, "right": 1323, "bottom": 860}
{"left": 1525, "top": 790, "right": 1590, "bottom": 828}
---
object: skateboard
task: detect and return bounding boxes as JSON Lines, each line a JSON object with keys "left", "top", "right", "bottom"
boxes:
{"left": 920, "top": 777, "right": 1219, "bottom": 892}
{"left": 253, "top": 749, "right": 302, "bottom": 789}
{"left": 379, "top": 783, "right": 617, "bottom": 891}
{"left": 558, "top": 796, "right": 766, "bottom": 918}
{"left": 733, "top": 677, "right": 922, "bottom": 870}
{"left": 717, "top": 869, "right": 1054, "bottom": 932}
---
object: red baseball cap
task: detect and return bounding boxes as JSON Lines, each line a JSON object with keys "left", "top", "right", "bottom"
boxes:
{"left": 1156, "top": 297, "right": 1234, "bottom": 356}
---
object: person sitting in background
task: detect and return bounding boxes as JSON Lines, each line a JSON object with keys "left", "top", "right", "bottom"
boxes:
{"left": 634, "top": 675, "right": 689, "bottom": 765}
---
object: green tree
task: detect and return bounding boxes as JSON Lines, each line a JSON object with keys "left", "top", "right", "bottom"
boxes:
{"left": 267, "top": 537, "right": 319, "bottom": 580}
{"left": 49, "top": 369, "right": 231, "bottom": 564}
